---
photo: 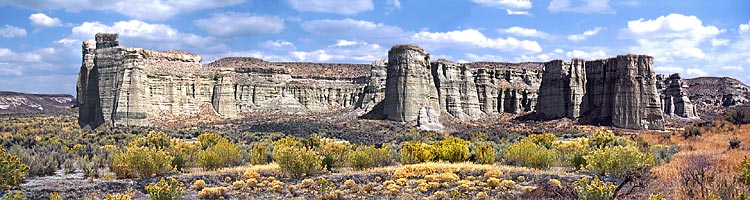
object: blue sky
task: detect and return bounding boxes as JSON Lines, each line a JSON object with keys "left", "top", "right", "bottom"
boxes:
{"left": 0, "top": 0, "right": 748, "bottom": 95}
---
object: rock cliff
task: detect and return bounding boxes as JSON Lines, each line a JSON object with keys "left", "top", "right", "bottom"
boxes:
{"left": 0, "top": 91, "right": 75, "bottom": 114}
{"left": 76, "top": 34, "right": 680, "bottom": 130}
{"left": 656, "top": 73, "right": 698, "bottom": 118}
{"left": 536, "top": 55, "right": 665, "bottom": 130}
{"left": 683, "top": 76, "right": 750, "bottom": 118}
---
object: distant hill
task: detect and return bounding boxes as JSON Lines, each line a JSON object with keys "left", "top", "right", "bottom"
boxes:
{"left": 684, "top": 77, "right": 750, "bottom": 118}
{"left": 0, "top": 91, "right": 76, "bottom": 114}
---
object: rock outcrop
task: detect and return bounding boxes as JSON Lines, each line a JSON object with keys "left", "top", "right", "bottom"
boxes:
{"left": 383, "top": 45, "right": 442, "bottom": 130}
{"left": 76, "top": 34, "right": 673, "bottom": 130}
{"left": 536, "top": 55, "right": 665, "bottom": 130}
{"left": 683, "top": 76, "right": 750, "bottom": 118}
{"left": 657, "top": 73, "right": 698, "bottom": 118}
{"left": 0, "top": 91, "right": 75, "bottom": 114}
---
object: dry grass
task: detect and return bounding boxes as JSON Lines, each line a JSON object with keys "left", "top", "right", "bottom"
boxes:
{"left": 639, "top": 121, "right": 750, "bottom": 199}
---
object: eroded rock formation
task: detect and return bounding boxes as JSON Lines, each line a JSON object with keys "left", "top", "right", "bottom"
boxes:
{"left": 657, "top": 73, "right": 698, "bottom": 118}
{"left": 76, "top": 33, "right": 678, "bottom": 130}
{"left": 536, "top": 55, "right": 666, "bottom": 130}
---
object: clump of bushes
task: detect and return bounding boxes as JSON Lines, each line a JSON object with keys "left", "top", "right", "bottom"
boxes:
{"left": 197, "top": 187, "right": 228, "bottom": 199}
{"left": 105, "top": 193, "right": 132, "bottom": 200}
{"left": 555, "top": 138, "right": 590, "bottom": 169}
{"left": 506, "top": 134, "right": 558, "bottom": 169}
{"left": 399, "top": 141, "right": 433, "bottom": 164}
{"left": 347, "top": 144, "right": 392, "bottom": 169}
{"left": 319, "top": 139, "right": 351, "bottom": 171}
{"left": 250, "top": 144, "right": 270, "bottom": 165}
{"left": 272, "top": 137, "right": 322, "bottom": 178}
{"left": 196, "top": 133, "right": 240, "bottom": 170}
{"left": 145, "top": 177, "right": 185, "bottom": 200}
{"left": 432, "top": 137, "right": 470, "bottom": 162}
{"left": 111, "top": 146, "right": 174, "bottom": 178}
{"left": 0, "top": 148, "right": 29, "bottom": 190}
{"left": 649, "top": 144, "right": 680, "bottom": 164}
{"left": 471, "top": 144, "right": 495, "bottom": 164}
{"left": 739, "top": 156, "right": 750, "bottom": 186}
{"left": 584, "top": 145, "right": 654, "bottom": 178}
{"left": 573, "top": 176, "right": 615, "bottom": 200}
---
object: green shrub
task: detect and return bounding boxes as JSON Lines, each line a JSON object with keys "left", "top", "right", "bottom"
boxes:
{"left": 527, "top": 133, "right": 556, "bottom": 149}
{"left": 362, "top": 145, "right": 394, "bottom": 167}
{"left": 273, "top": 145, "right": 322, "bottom": 178}
{"left": 584, "top": 145, "right": 654, "bottom": 178}
{"left": 49, "top": 192, "right": 62, "bottom": 200}
{"left": 0, "top": 148, "right": 29, "bottom": 190}
{"left": 739, "top": 156, "right": 750, "bottom": 186}
{"left": 471, "top": 144, "right": 495, "bottom": 164}
{"left": 197, "top": 133, "right": 228, "bottom": 150}
{"left": 573, "top": 176, "right": 616, "bottom": 200}
{"left": 588, "top": 130, "right": 635, "bottom": 149}
{"left": 649, "top": 144, "right": 680, "bottom": 164}
{"left": 197, "top": 150, "right": 221, "bottom": 171}
{"left": 129, "top": 131, "right": 171, "bottom": 149}
{"left": 167, "top": 140, "right": 197, "bottom": 172}
{"left": 399, "top": 141, "right": 433, "bottom": 164}
{"left": 506, "top": 140, "right": 557, "bottom": 169}
{"left": 197, "top": 138, "right": 240, "bottom": 171}
{"left": 433, "top": 137, "right": 470, "bottom": 163}
{"left": 110, "top": 146, "right": 174, "bottom": 178}
{"left": 145, "top": 177, "right": 185, "bottom": 200}
{"left": 104, "top": 193, "right": 132, "bottom": 200}
{"left": 555, "top": 138, "right": 591, "bottom": 169}
{"left": 347, "top": 149, "right": 373, "bottom": 169}
{"left": 319, "top": 140, "right": 351, "bottom": 171}
{"left": 273, "top": 137, "right": 302, "bottom": 149}
{"left": 250, "top": 144, "right": 270, "bottom": 165}
{"left": 2, "top": 191, "right": 26, "bottom": 200}
{"left": 683, "top": 126, "right": 703, "bottom": 138}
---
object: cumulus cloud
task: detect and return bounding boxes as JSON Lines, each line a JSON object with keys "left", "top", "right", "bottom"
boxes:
{"left": 499, "top": 27, "right": 548, "bottom": 38}
{"left": 261, "top": 40, "right": 296, "bottom": 51}
{"left": 465, "top": 53, "right": 506, "bottom": 62}
{"left": 68, "top": 20, "right": 223, "bottom": 53}
{"left": 711, "top": 38, "right": 730, "bottom": 47}
{"left": 287, "top": 0, "right": 373, "bottom": 15}
{"left": 722, "top": 65, "right": 744, "bottom": 71}
{"left": 620, "top": 13, "right": 720, "bottom": 63}
{"left": 194, "top": 12, "right": 284, "bottom": 36}
{"left": 29, "top": 13, "right": 63, "bottom": 28}
{"left": 548, "top": 0, "right": 614, "bottom": 14}
{"left": 0, "top": 25, "right": 27, "bottom": 38}
{"left": 1, "top": 0, "right": 244, "bottom": 21}
{"left": 205, "top": 40, "right": 385, "bottom": 63}
{"left": 686, "top": 68, "right": 708, "bottom": 76}
{"left": 740, "top": 20, "right": 749, "bottom": 34}
{"left": 566, "top": 49, "right": 606, "bottom": 59}
{"left": 386, "top": 0, "right": 401, "bottom": 14}
{"left": 567, "top": 27, "right": 603, "bottom": 41}
{"left": 411, "top": 29, "right": 542, "bottom": 53}
{"left": 471, "top": 0, "right": 532, "bottom": 15}
{"left": 301, "top": 18, "right": 408, "bottom": 44}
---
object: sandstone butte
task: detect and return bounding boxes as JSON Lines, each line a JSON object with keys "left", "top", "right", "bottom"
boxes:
{"left": 77, "top": 33, "right": 701, "bottom": 131}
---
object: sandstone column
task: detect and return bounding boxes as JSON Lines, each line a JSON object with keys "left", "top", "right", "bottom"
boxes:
{"left": 383, "top": 45, "right": 442, "bottom": 130}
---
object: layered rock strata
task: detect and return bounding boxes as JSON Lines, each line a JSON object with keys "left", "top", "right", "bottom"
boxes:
{"left": 77, "top": 34, "right": 673, "bottom": 130}
{"left": 657, "top": 73, "right": 698, "bottom": 118}
{"left": 536, "top": 55, "right": 665, "bottom": 130}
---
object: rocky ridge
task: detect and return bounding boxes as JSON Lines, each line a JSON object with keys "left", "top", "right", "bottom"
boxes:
{"left": 77, "top": 33, "right": 702, "bottom": 130}
{"left": 0, "top": 91, "right": 75, "bottom": 114}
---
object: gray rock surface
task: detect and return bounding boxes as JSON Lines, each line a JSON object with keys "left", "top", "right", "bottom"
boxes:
{"left": 657, "top": 73, "right": 698, "bottom": 118}
{"left": 536, "top": 55, "right": 665, "bottom": 130}
{"left": 382, "top": 45, "right": 442, "bottom": 130}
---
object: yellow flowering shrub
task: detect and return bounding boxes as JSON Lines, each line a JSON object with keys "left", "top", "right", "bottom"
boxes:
{"left": 573, "top": 176, "right": 615, "bottom": 200}
{"left": 145, "top": 177, "right": 185, "bottom": 200}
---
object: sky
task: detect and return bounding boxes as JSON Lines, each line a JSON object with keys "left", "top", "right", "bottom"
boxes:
{"left": 0, "top": 0, "right": 749, "bottom": 95}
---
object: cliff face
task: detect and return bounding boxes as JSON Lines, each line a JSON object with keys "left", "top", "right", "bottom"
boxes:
{"left": 683, "top": 76, "right": 750, "bottom": 118}
{"left": 536, "top": 55, "right": 666, "bottom": 130}
{"left": 657, "top": 73, "right": 698, "bottom": 118}
{"left": 76, "top": 34, "right": 679, "bottom": 130}
{"left": 0, "top": 91, "right": 75, "bottom": 114}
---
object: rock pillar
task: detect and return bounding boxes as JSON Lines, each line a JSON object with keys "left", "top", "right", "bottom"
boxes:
{"left": 383, "top": 45, "right": 442, "bottom": 130}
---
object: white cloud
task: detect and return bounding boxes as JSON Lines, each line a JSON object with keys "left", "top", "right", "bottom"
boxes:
{"left": 0, "top": 25, "right": 27, "bottom": 38}
{"left": 69, "top": 20, "right": 223, "bottom": 53}
{"left": 287, "top": 0, "right": 373, "bottom": 15}
{"left": 654, "top": 66, "right": 684, "bottom": 74}
{"left": 686, "top": 68, "right": 708, "bottom": 76}
{"left": 740, "top": 20, "right": 749, "bottom": 34}
{"left": 711, "top": 38, "right": 730, "bottom": 47}
{"left": 621, "top": 14, "right": 720, "bottom": 63}
{"left": 499, "top": 27, "right": 548, "bottom": 38}
{"left": 553, "top": 48, "right": 564, "bottom": 54}
{"left": 505, "top": 9, "right": 531, "bottom": 15}
{"left": 386, "top": 0, "right": 401, "bottom": 14}
{"left": 411, "top": 29, "right": 542, "bottom": 53}
{"left": 567, "top": 27, "right": 603, "bottom": 41}
{"left": 29, "top": 13, "right": 62, "bottom": 28}
{"left": 261, "top": 40, "right": 296, "bottom": 51}
{"left": 471, "top": 0, "right": 532, "bottom": 9}
{"left": 548, "top": 0, "right": 614, "bottom": 14}
{"left": 1, "top": 0, "right": 244, "bottom": 21}
{"left": 465, "top": 53, "right": 506, "bottom": 62}
{"left": 722, "top": 65, "right": 744, "bottom": 71}
{"left": 565, "top": 49, "right": 606, "bottom": 60}
{"left": 206, "top": 40, "right": 386, "bottom": 63}
{"left": 301, "top": 18, "right": 408, "bottom": 44}
{"left": 194, "top": 12, "right": 284, "bottom": 36}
